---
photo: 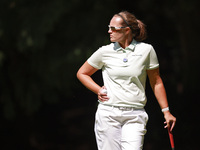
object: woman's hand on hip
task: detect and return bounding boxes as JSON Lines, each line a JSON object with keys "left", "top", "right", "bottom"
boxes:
{"left": 98, "top": 86, "right": 109, "bottom": 102}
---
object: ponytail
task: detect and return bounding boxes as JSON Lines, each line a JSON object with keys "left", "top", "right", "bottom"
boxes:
{"left": 135, "top": 19, "right": 147, "bottom": 42}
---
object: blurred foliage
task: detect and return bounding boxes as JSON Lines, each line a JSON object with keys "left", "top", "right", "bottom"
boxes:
{"left": 0, "top": 0, "right": 199, "bottom": 149}
{"left": 0, "top": 0, "right": 116, "bottom": 119}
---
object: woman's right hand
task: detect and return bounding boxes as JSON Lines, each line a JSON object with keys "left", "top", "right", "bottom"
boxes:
{"left": 97, "top": 86, "right": 109, "bottom": 102}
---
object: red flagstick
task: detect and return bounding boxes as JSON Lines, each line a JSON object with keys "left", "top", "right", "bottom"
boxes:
{"left": 168, "top": 127, "right": 175, "bottom": 150}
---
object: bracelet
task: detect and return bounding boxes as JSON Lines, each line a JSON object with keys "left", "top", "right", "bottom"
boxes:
{"left": 161, "top": 107, "right": 169, "bottom": 112}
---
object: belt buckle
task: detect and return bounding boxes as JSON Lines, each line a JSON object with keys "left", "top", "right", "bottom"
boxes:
{"left": 118, "top": 107, "right": 124, "bottom": 110}
{"left": 119, "top": 106, "right": 130, "bottom": 111}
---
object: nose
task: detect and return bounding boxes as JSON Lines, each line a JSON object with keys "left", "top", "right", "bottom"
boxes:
{"left": 108, "top": 28, "right": 112, "bottom": 33}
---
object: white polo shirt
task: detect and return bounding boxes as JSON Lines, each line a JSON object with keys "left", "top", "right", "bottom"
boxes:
{"left": 87, "top": 39, "right": 159, "bottom": 108}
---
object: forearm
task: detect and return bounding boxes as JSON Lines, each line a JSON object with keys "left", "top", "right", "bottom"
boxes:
{"left": 77, "top": 73, "right": 101, "bottom": 94}
{"left": 148, "top": 68, "right": 176, "bottom": 130}
{"left": 153, "top": 81, "right": 169, "bottom": 110}
{"left": 77, "top": 61, "right": 101, "bottom": 94}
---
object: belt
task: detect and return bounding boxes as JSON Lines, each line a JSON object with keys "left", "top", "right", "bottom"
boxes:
{"left": 101, "top": 104, "right": 137, "bottom": 111}
{"left": 114, "top": 106, "right": 133, "bottom": 111}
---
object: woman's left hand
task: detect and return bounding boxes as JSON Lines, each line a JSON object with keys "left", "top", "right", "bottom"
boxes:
{"left": 163, "top": 111, "right": 176, "bottom": 131}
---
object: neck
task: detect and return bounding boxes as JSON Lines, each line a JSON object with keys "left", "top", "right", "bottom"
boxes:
{"left": 119, "top": 38, "right": 133, "bottom": 49}
{"left": 119, "top": 34, "right": 133, "bottom": 49}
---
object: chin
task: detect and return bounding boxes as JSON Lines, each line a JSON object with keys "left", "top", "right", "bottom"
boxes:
{"left": 110, "top": 38, "right": 116, "bottom": 42}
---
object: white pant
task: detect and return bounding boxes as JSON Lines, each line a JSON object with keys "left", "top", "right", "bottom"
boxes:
{"left": 94, "top": 104, "right": 148, "bottom": 150}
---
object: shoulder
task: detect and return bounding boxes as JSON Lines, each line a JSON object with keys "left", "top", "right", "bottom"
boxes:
{"left": 91, "top": 43, "right": 115, "bottom": 56}
{"left": 136, "top": 42, "right": 155, "bottom": 53}
{"left": 98, "top": 43, "right": 115, "bottom": 51}
{"left": 136, "top": 42, "right": 153, "bottom": 49}
{"left": 134, "top": 42, "right": 158, "bottom": 60}
{"left": 89, "top": 43, "right": 114, "bottom": 58}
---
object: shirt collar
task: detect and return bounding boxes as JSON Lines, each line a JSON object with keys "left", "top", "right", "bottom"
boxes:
{"left": 114, "top": 39, "right": 137, "bottom": 52}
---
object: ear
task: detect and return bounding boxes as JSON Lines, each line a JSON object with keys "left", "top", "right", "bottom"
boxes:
{"left": 125, "top": 27, "right": 131, "bottom": 34}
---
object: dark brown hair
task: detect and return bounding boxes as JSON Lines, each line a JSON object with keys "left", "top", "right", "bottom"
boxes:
{"left": 115, "top": 11, "right": 147, "bottom": 42}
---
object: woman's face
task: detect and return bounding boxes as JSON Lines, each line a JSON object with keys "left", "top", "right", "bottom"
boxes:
{"left": 108, "top": 16, "right": 128, "bottom": 43}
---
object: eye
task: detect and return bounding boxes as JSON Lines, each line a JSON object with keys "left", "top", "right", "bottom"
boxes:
{"left": 111, "top": 26, "right": 116, "bottom": 30}
{"left": 108, "top": 25, "right": 115, "bottom": 31}
{"left": 108, "top": 25, "right": 120, "bottom": 31}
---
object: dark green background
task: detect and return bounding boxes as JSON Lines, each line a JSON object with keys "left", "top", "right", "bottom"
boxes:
{"left": 0, "top": 0, "right": 199, "bottom": 149}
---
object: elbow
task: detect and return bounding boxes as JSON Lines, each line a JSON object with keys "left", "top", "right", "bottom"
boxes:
{"left": 76, "top": 70, "right": 81, "bottom": 80}
{"left": 77, "top": 69, "right": 85, "bottom": 81}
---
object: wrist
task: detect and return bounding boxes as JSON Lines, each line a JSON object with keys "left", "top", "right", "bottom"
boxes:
{"left": 161, "top": 107, "right": 169, "bottom": 113}
{"left": 163, "top": 110, "right": 170, "bottom": 116}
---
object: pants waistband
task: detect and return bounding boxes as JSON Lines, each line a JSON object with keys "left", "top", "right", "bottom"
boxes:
{"left": 99, "top": 104, "right": 143, "bottom": 111}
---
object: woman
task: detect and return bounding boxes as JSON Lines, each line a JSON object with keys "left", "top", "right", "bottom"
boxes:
{"left": 77, "top": 11, "right": 176, "bottom": 150}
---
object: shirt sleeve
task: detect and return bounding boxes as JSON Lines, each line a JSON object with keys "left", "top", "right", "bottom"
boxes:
{"left": 87, "top": 48, "right": 104, "bottom": 69}
{"left": 146, "top": 45, "right": 159, "bottom": 70}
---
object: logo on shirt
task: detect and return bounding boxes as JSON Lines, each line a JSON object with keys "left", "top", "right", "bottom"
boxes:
{"left": 132, "top": 54, "right": 142, "bottom": 56}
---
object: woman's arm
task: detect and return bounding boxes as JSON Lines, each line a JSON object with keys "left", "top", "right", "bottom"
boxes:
{"left": 77, "top": 61, "right": 109, "bottom": 101}
{"left": 147, "top": 68, "right": 176, "bottom": 131}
